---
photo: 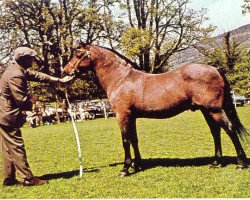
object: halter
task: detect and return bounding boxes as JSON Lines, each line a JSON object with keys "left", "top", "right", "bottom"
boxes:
{"left": 68, "top": 49, "right": 91, "bottom": 72}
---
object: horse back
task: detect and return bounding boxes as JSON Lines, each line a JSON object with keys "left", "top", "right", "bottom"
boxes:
{"left": 109, "top": 64, "right": 224, "bottom": 118}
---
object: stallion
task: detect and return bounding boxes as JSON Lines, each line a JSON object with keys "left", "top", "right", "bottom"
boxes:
{"left": 62, "top": 44, "right": 248, "bottom": 176}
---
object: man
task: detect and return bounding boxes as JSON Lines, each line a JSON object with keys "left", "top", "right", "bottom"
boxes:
{"left": 59, "top": 99, "right": 69, "bottom": 122}
{"left": 0, "top": 47, "right": 73, "bottom": 186}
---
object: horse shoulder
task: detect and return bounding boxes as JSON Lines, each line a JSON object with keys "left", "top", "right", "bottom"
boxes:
{"left": 108, "top": 70, "right": 144, "bottom": 113}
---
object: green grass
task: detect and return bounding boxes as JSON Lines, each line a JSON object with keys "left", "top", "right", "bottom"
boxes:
{"left": 0, "top": 106, "right": 249, "bottom": 198}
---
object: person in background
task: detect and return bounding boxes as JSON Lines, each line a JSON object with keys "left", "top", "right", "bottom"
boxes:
{"left": 0, "top": 46, "right": 73, "bottom": 186}
{"left": 59, "top": 99, "right": 70, "bottom": 122}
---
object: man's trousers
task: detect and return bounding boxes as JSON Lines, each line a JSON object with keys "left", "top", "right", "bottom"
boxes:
{"left": 0, "top": 125, "right": 33, "bottom": 180}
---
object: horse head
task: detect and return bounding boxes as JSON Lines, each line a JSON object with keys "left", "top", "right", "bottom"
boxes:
{"left": 62, "top": 45, "right": 92, "bottom": 76}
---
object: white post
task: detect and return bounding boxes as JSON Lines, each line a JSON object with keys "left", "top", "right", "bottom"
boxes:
{"left": 102, "top": 101, "right": 108, "bottom": 119}
{"left": 65, "top": 92, "right": 83, "bottom": 177}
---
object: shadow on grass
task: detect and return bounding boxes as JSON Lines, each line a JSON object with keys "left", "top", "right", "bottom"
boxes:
{"left": 109, "top": 156, "right": 250, "bottom": 170}
{"left": 38, "top": 156, "right": 249, "bottom": 180}
{"left": 141, "top": 156, "right": 250, "bottom": 169}
{"left": 38, "top": 168, "right": 100, "bottom": 180}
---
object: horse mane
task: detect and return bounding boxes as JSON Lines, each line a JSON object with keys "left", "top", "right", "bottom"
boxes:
{"left": 84, "top": 43, "right": 140, "bottom": 70}
{"left": 98, "top": 46, "right": 140, "bottom": 70}
{"left": 77, "top": 42, "right": 140, "bottom": 70}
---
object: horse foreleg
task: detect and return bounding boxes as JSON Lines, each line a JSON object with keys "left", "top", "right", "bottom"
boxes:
{"left": 121, "top": 135, "right": 132, "bottom": 176}
{"left": 117, "top": 113, "right": 133, "bottom": 176}
{"left": 202, "top": 110, "right": 223, "bottom": 168}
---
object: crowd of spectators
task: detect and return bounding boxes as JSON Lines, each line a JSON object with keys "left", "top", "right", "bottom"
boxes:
{"left": 25, "top": 99, "right": 111, "bottom": 128}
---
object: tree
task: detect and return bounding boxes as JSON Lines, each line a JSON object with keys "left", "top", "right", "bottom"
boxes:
{"left": 76, "top": 0, "right": 124, "bottom": 47}
{"left": 0, "top": 0, "right": 108, "bottom": 100}
{"left": 0, "top": 0, "right": 86, "bottom": 74}
{"left": 227, "top": 52, "right": 250, "bottom": 95}
{"left": 118, "top": 0, "right": 213, "bottom": 73}
{"left": 194, "top": 32, "right": 250, "bottom": 95}
{"left": 242, "top": 0, "right": 250, "bottom": 14}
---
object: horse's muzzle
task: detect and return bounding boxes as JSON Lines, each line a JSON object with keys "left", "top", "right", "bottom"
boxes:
{"left": 61, "top": 69, "right": 75, "bottom": 77}
{"left": 61, "top": 70, "right": 67, "bottom": 77}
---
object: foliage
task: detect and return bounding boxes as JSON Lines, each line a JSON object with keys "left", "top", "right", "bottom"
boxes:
{"left": 227, "top": 52, "right": 250, "bottom": 95}
{"left": 1, "top": 0, "right": 77, "bottom": 72}
{"left": 0, "top": 0, "right": 112, "bottom": 100}
{"left": 242, "top": 0, "right": 250, "bottom": 14}
{"left": 30, "top": 82, "right": 56, "bottom": 102}
{"left": 0, "top": 107, "right": 249, "bottom": 198}
{"left": 28, "top": 72, "right": 106, "bottom": 102}
{"left": 118, "top": 0, "right": 214, "bottom": 73}
{"left": 195, "top": 32, "right": 250, "bottom": 95}
{"left": 66, "top": 72, "right": 106, "bottom": 100}
{"left": 0, "top": 0, "right": 213, "bottom": 73}
{"left": 120, "top": 28, "right": 151, "bottom": 60}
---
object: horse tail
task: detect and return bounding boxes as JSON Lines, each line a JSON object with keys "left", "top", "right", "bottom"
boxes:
{"left": 220, "top": 72, "right": 248, "bottom": 140}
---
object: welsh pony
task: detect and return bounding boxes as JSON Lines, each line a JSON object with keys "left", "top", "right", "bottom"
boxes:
{"left": 63, "top": 44, "right": 248, "bottom": 176}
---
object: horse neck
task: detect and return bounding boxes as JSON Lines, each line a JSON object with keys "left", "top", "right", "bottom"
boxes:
{"left": 92, "top": 48, "right": 132, "bottom": 96}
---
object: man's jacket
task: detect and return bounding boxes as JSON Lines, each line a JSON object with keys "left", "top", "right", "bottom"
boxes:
{"left": 0, "top": 60, "right": 58, "bottom": 128}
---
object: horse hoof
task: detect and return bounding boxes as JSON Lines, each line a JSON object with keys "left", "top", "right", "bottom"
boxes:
{"left": 131, "top": 161, "right": 143, "bottom": 172}
{"left": 119, "top": 170, "right": 129, "bottom": 177}
{"left": 236, "top": 164, "right": 248, "bottom": 170}
{"left": 133, "top": 165, "right": 143, "bottom": 172}
{"left": 209, "top": 163, "right": 223, "bottom": 169}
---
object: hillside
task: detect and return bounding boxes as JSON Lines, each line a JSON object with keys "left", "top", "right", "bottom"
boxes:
{"left": 169, "top": 24, "right": 250, "bottom": 68}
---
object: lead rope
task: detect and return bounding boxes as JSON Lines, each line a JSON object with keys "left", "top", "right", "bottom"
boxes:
{"left": 65, "top": 91, "right": 83, "bottom": 178}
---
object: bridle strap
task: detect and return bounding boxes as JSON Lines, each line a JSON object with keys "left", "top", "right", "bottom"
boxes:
{"left": 68, "top": 50, "right": 90, "bottom": 70}
{"left": 68, "top": 62, "right": 75, "bottom": 68}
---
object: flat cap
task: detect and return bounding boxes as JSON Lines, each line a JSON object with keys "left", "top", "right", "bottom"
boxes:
{"left": 14, "top": 47, "right": 37, "bottom": 60}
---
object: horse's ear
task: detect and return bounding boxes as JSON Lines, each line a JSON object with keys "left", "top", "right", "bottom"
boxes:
{"left": 80, "top": 39, "right": 85, "bottom": 46}
{"left": 80, "top": 39, "right": 90, "bottom": 48}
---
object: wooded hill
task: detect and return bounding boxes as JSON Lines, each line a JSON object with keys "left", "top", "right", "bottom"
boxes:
{"left": 169, "top": 24, "right": 250, "bottom": 68}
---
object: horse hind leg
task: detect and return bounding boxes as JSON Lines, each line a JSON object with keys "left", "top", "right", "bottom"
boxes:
{"left": 129, "top": 117, "right": 142, "bottom": 173}
{"left": 207, "top": 109, "right": 248, "bottom": 169}
{"left": 202, "top": 110, "right": 223, "bottom": 168}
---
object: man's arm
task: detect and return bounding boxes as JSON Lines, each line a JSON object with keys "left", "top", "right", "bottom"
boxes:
{"left": 25, "top": 69, "right": 59, "bottom": 83}
{"left": 26, "top": 69, "right": 74, "bottom": 83}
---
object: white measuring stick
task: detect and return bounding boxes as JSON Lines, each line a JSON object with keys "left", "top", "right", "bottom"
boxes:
{"left": 65, "top": 92, "right": 83, "bottom": 177}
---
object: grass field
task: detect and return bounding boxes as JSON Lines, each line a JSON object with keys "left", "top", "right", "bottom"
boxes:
{"left": 0, "top": 106, "right": 249, "bottom": 198}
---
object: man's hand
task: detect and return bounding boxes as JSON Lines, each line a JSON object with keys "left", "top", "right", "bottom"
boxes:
{"left": 59, "top": 76, "right": 74, "bottom": 83}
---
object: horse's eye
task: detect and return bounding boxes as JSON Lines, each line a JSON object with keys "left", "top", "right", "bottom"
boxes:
{"left": 76, "top": 52, "right": 84, "bottom": 58}
{"left": 75, "top": 54, "right": 81, "bottom": 58}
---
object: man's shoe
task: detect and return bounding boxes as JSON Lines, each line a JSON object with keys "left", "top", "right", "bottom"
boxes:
{"left": 3, "top": 178, "right": 22, "bottom": 186}
{"left": 22, "top": 177, "right": 48, "bottom": 186}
